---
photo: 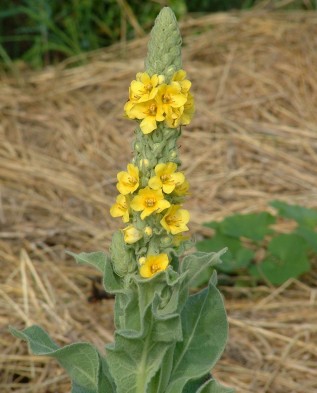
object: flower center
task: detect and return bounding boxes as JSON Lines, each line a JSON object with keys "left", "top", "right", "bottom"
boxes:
{"left": 145, "top": 83, "right": 152, "bottom": 92}
{"left": 166, "top": 215, "right": 180, "bottom": 227}
{"left": 148, "top": 103, "right": 157, "bottom": 116}
{"left": 120, "top": 201, "right": 127, "bottom": 210}
{"left": 128, "top": 176, "right": 137, "bottom": 185}
{"left": 145, "top": 198, "right": 156, "bottom": 207}
{"left": 161, "top": 174, "right": 171, "bottom": 182}
{"left": 162, "top": 94, "right": 171, "bottom": 104}
{"left": 151, "top": 264, "right": 160, "bottom": 273}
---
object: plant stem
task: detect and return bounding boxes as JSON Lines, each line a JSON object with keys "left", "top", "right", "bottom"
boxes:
{"left": 135, "top": 322, "right": 152, "bottom": 393}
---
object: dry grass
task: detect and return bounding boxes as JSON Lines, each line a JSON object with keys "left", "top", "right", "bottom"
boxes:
{"left": 1, "top": 10, "right": 317, "bottom": 393}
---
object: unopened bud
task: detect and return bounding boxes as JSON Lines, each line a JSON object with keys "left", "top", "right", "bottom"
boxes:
{"left": 140, "top": 159, "right": 150, "bottom": 168}
{"left": 144, "top": 226, "right": 153, "bottom": 236}
{"left": 139, "top": 257, "right": 146, "bottom": 265}
{"left": 122, "top": 225, "right": 142, "bottom": 244}
{"left": 160, "top": 236, "right": 171, "bottom": 246}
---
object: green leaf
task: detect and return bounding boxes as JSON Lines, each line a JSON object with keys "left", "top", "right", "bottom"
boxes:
{"left": 249, "top": 234, "right": 310, "bottom": 285}
{"left": 106, "top": 333, "right": 172, "bottom": 393}
{"left": 165, "top": 278, "right": 228, "bottom": 393}
{"left": 296, "top": 226, "right": 317, "bottom": 253}
{"left": 99, "top": 356, "right": 116, "bottom": 393}
{"left": 203, "top": 221, "right": 220, "bottom": 230}
{"left": 67, "top": 251, "right": 108, "bottom": 273}
{"left": 196, "top": 234, "right": 254, "bottom": 275}
{"left": 197, "top": 378, "right": 235, "bottom": 393}
{"left": 10, "top": 325, "right": 100, "bottom": 392}
{"left": 270, "top": 200, "right": 317, "bottom": 228}
{"left": 103, "top": 254, "right": 125, "bottom": 294}
{"left": 219, "top": 212, "right": 275, "bottom": 241}
{"left": 180, "top": 250, "right": 225, "bottom": 289}
{"left": 148, "top": 344, "right": 175, "bottom": 393}
{"left": 71, "top": 383, "right": 95, "bottom": 393}
{"left": 183, "top": 374, "right": 211, "bottom": 392}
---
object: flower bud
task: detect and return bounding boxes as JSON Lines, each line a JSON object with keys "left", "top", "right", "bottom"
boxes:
{"left": 122, "top": 225, "right": 142, "bottom": 244}
{"left": 110, "top": 230, "right": 136, "bottom": 276}
{"left": 144, "top": 226, "right": 153, "bottom": 236}
{"left": 140, "top": 159, "right": 150, "bottom": 168}
{"left": 160, "top": 236, "right": 172, "bottom": 246}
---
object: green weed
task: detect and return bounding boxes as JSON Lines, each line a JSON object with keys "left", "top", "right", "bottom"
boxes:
{"left": 0, "top": 0, "right": 186, "bottom": 68}
{"left": 196, "top": 201, "right": 317, "bottom": 286}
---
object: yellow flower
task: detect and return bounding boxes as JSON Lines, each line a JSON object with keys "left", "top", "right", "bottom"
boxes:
{"left": 122, "top": 225, "right": 142, "bottom": 244}
{"left": 110, "top": 194, "right": 129, "bottom": 223}
{"left": 162, "top": 71, "right": 194, "bottom": 128}
{"left": 130, "top": 187, "right": 170, "bottom": 219}
{"left": 129, "top": 72, "right": 164, "bottom": 103}
{"left": 160, "top": 205, "right": 190, "bottom": 234}
{"left": 139, "top": 254, "right": 169, "bottom": 278}
{"left": 173, "top": 179, "right": 190, "bottom": 197}
{"left": 148, "top": 162, "right": 185, "bottom": 194}
{"left": 165, "top": 91, "right": 195, "bottom": 128}
{"left": 164, "top": 105, "right": 184, "bottom": 128}
{"left": 180, "top": 91, "right": 195, "bottom": 126}
{"left": 157, "top": 83, "right": 187, "bottom": 116}
{"left": 117, "top": 163, "right": 139, "bottom": 195}
{"left": 128, "top": 99, "right": 165, "bottom": 134}
{"left": 171, "top": 70, "right": 192, "bottom": 95}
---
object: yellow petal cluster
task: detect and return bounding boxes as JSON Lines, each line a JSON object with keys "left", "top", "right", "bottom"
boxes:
{"left": 125, "top": 71, "right": 194, "bottom": 134}
{"left": 110, "top": 194, "right": 129, "bottom": 223}
{"left": 149, "top": 162, "right": 184, "bottom": 194}
{"left": 130, "top": 187, "right": 170, "bottom": 220}
{"left": 160, "top": 205, "right": 190, "bottom": 235}
{"left": 139, "top": 254, "right": 169, "bottom": 278}
{"left": 117, "top": 164, "right": 139, "bottom": 195}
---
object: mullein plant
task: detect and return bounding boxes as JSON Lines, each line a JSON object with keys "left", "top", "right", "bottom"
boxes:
{"left": 10, "top": 7, "right": 233, "bottom": 393}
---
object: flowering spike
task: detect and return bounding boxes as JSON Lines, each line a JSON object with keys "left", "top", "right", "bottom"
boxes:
{"left": 111, "top": 7, "right": 195, "bottom": 279}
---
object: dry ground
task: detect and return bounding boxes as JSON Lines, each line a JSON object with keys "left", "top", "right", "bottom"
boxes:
{"left": 1, "top": 10, "right": 317, "bottom": 393}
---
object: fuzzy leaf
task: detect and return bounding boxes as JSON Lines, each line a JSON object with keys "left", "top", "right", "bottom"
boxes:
{"left": 148, "top": 343, "right": 175, "bottom": 393}
{"left": 197, "top": 378, "right": 235, "bottom": 393}
{"left": 183, "top": 375, "right": 211, "bottom": 392}
{"left": 103, "top": 253, "right": 125, "bottom": 294}
{"left": 181, "top": 250, "right": 226, "bottom": 290}
{"left": 106, "top": 333, "right": 171, "bottom": 393}
{"left": 71, "top": 383, "right": 95, "bottom": 393}
{"left": 10, "top": 325, "right": 100, "bottom": 392}
{"left": 165, "top": 278, "right": 228, "bottom": 393}
{"left": 67, "top": 251, "right": 108, "bottom": 273}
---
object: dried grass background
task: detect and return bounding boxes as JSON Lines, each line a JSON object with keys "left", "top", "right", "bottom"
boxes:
{"left": 1, "top": 10, "right": 317, "bottom": 393}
